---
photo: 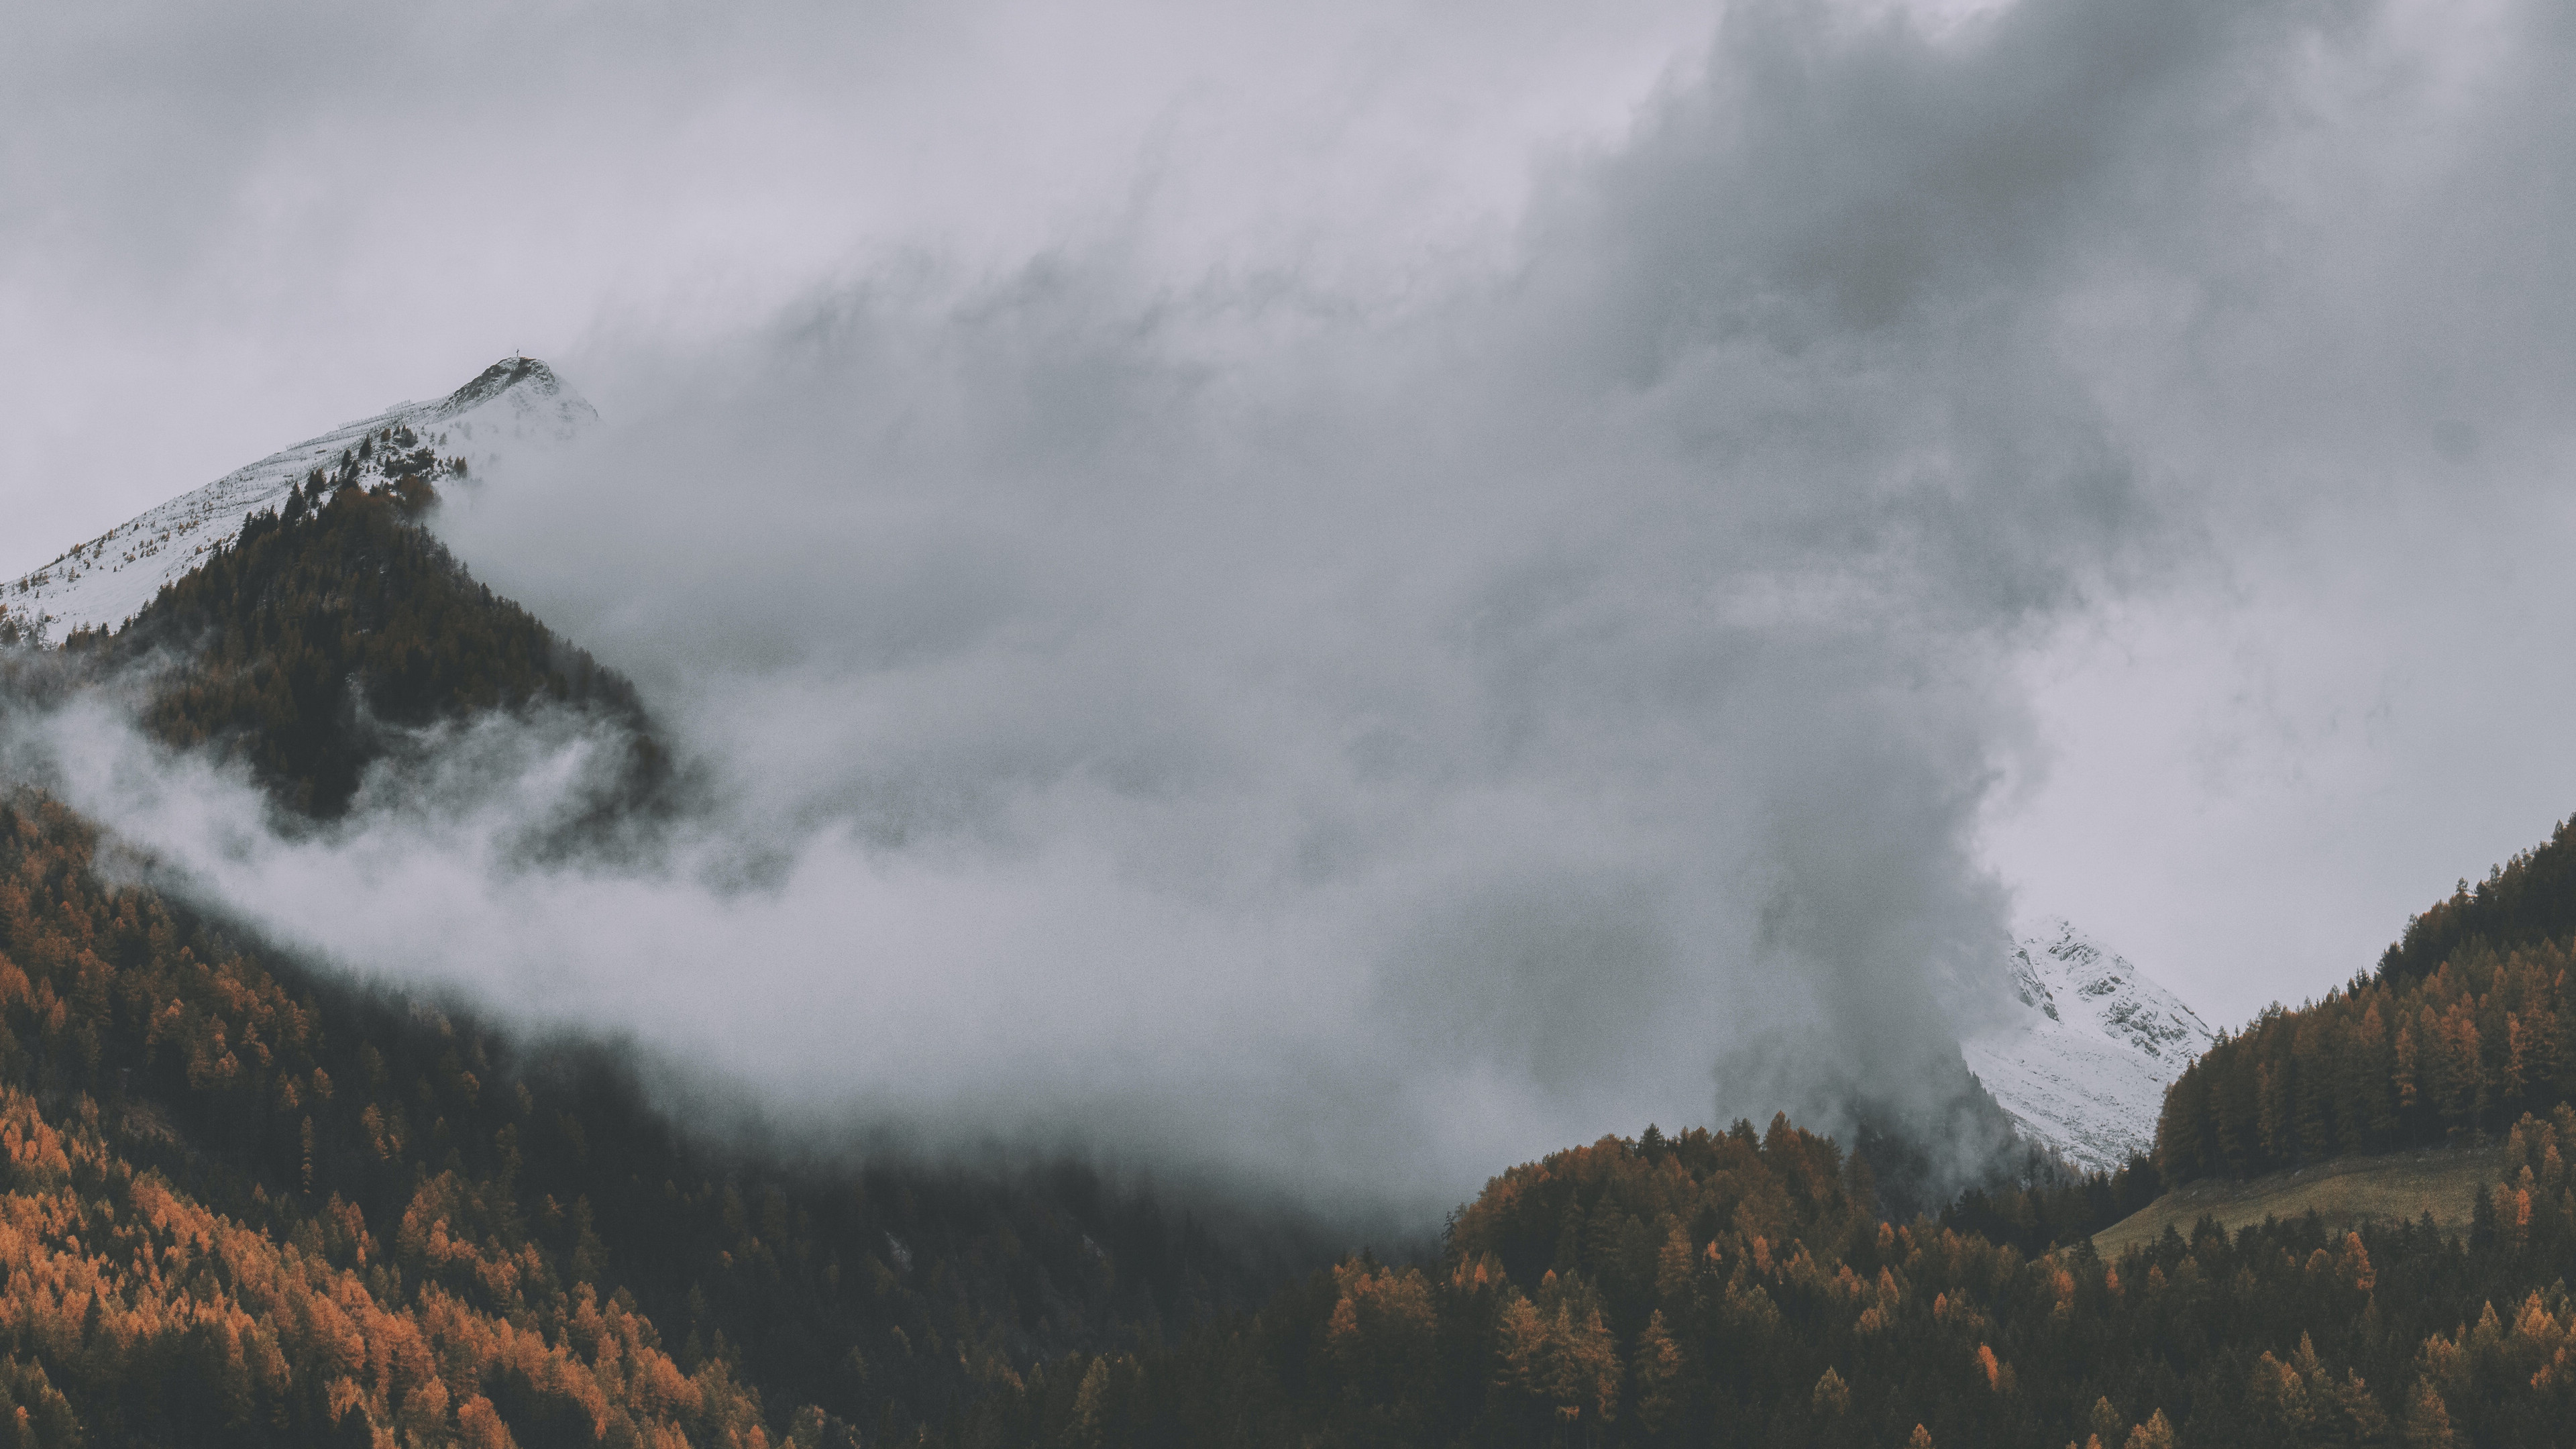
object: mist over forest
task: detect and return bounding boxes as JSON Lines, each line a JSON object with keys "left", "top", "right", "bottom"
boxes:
{"left": 0, "top": 0, "right": 2560, "bottom": 1208}
{"left": 7, "top": 0, "right": 2576, "bottom": 1445}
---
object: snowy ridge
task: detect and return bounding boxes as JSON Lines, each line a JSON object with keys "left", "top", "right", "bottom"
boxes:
{"left": 1962, "top": 918, "right": 2215, "bottom": 1173}
{"left": 1, "top": 358, "right": 593, "bottom": 639}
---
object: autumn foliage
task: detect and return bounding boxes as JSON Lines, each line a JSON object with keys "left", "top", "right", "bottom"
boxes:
{"left": 0, "top": 791, "right": 1299, "bottom": 1445}
{"left": 0, "top": 1083, "right": 775, "bottom": 1446}
{"left": 949, "top": 811, "right": 2576, "bottom": 1446}
{"left": 948, "top": 1114, "right": 2576, "bottom": 1447}
{"left": 2161, "top": 864, "right": 2576, "bottom": 1185}
{"left": 22, "top": 445, "right": 2576, "bottom": 1444}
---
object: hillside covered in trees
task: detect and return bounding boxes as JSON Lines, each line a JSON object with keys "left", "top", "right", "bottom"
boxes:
{"left": 0, "top": 486, "right": 1325, "bottom": 1446}
{"left": 920, "top": 816, "right": 2576, "bottom": 1447}
{"left": 66, "top": 453, "right": 671, "bottom": 824}
{"left": 7, "top": 754, "right": 2573, "bottom": 1447}
{"left": 2377, "top": 820, "right": 2576, "bottom": 987}
{"left": 16, "top": 441, "right": 2576, "bottom": 1445}
{"left": 947, "top": 1114, "right": 2576, "bottom": 1448}
{"left": 2158, "top": 821, "right": 2576, "bottom": 1186}
{"left": 0, "top": 790, "right": 1309, "bottom": 1446}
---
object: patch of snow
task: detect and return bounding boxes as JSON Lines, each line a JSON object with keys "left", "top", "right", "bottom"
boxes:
{"left": 1, "top": 358, "right": 594, "bottom": 641}
{"left": 1962, "top": 918, "right": 2216, "bottom": 1173}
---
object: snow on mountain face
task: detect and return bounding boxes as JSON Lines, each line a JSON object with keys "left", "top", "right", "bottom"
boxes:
{"left": 1962, "top": 918, "right": 2216, "bottom": 1173}
{"left": 1, "top": 358, "right": 594, "bottom": 640}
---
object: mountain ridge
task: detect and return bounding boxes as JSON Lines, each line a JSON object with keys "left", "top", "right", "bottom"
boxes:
{"left": 1, "top": 358, "right": 592, "bottom": 642}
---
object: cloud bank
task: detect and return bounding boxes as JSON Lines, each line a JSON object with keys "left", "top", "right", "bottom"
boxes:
{"left": 13, "top": 0, "right": 2576, "bottom": 1209}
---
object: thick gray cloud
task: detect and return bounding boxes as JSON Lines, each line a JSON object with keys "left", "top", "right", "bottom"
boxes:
{"left": 1980, "top": 0, "right": 2576, "bottom": 1020}
{"left": 9, "top": 0, "right": 2576, "bottom": 1209}
{"left": 0, "top": 0, "right": 1705, "bottom": 577}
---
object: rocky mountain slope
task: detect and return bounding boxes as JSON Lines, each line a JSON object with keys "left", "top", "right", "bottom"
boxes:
{"left": 1963, "top": 918, "right": 2216, "bottom": 1172}
{"left": 1, "top": 357, "right": 591, "bottom": 641}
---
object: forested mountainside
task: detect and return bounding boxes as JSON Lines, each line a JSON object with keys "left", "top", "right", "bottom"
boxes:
{"left": 2157, "top": 822, "right": 2576, "bottom": 1187}
{"left": 17, "top": 396, "right": 2576, "bottom": 1445}
{"left": 2379, "top": 818, "right": 2576, "bottom": 987}
{"left": 943, "top": 1114, "right": 2576, "bottom": 1448}
{"left": 918, "top": 818, "right": 2576, "bottom": 1448}
{"left": 0, "top": 453, "right": 1342, "bottom": 1446}
{"left": 2155, "top": 936, "right": 2572, "bottom": 1185}
{"left": 60, "top": 462, "right": 671, "bottom": 824}
{"left": 0, "top": 792, "right": 1307, "bottom": 1446}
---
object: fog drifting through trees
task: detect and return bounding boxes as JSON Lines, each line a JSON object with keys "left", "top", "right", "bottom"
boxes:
{"left": 10, "top": 0, "right": 2576, "bottom": 1217}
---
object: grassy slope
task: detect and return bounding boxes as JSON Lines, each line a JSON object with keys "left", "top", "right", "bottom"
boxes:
{"left": 2093, "top": 1144, "right": 2507, "bottom": 1256}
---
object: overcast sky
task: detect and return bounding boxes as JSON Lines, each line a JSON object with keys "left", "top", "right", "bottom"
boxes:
{"left": 7, "top": 0, "right": 2576, "bottom": 1198}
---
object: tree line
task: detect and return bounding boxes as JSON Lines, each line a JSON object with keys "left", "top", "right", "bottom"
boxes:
{"left": 942, "top": 1114, "right": 2576, "bottom": 1448}
{"left": 2158, "top": 845, "right": 2576, "bottom": 1186}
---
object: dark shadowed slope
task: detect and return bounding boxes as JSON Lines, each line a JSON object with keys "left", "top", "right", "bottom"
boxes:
{"left": 75, "top": 467, "right": 671, "bottom": 824}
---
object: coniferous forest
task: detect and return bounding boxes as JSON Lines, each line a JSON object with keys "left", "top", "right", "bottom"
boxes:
{"left": 2155, "top": 837, "right": 2576, "bottom": 1185}
{"left": 0, "top": 482, "right": 1314, "bottom": 1446}
{"left": 6, "top": 486, "right": 2576, "bottom": 1446}
{"left": 25, "top": 0, "right": 2576, "bottom": 1440}
{"left": 0, "top": 788, "right": 1307, "bottom": 1448}
{"left": 943, "top": 1114, "right": 2576, "bottom": 1448}
{"left": 73, "top": 458, "right": 673, "bottom": 824}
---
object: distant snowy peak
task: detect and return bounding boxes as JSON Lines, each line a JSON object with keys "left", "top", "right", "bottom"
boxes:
{"left": 1963, "top": 918, "right": 2215, "bottom": 1174}
{"left": 2014, "top": 918, "right": 2213, "bottom": 1067}
{"left": 1, "top": 358, "right": 592, "bottom": 640}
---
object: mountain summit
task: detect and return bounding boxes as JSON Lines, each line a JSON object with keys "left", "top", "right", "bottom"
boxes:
{"left": 1962, "top": 918, "right": 2215, "bottom": 1171}
{"left": 430, "top": 354, "right": 596, "bottom": 436}
{"left": 1, "top": 357, "right": 594, "bottom": 640}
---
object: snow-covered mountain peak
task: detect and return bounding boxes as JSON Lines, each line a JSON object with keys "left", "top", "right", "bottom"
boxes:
{"left": 432, "top": 356, "right": 596, "bottom": 439}
{"left": 1964, "top": 918, "right": 2215, "bottom": 1173}
{"left": 1, "top": 358, "right": 593, "bottom": 641}
{"left": 2012, "top": 917, "right": 2212, "bottom": 1066}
